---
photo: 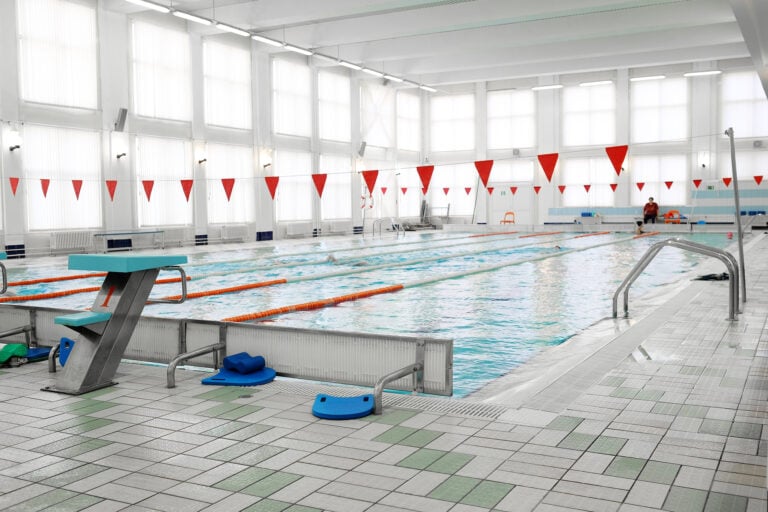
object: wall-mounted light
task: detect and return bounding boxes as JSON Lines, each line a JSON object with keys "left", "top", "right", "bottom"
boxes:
{"left": 116, "top": 152, "right": 127, "bottom": 159}
{"left": 9, "top": 144, "right": 20, "bottom": 151}
{"left": 198, "top": 158, "right": 207, "bottom": 164}
{"left": 8, "top": 129, "right": 22, "bottom": 152}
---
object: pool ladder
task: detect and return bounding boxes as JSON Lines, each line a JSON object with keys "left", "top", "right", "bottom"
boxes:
{"left": 613, "top": 237, "right": 741, "bottom": 321}
{"left": 371, "top": 217, "right": 405, "bottom": 238}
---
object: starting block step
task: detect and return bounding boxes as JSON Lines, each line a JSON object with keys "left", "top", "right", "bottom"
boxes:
{"left": 55, "top": 311, "right": 112, "bottom": 327}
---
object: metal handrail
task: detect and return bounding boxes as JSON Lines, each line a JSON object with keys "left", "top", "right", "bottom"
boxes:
{"left": 0, "top": 262, "right": 7, "bottom": 294}
{"left": 148, "top": 266, "right": 188, "bottom": 304}
{"left": 371, "top": 218, "right": 404, "bottom": 238}
{"left": 613, "top": 238, "right": 740, "bottom": 321}
{"left": 167, "top": 342, "right": 226, "bottom": 388}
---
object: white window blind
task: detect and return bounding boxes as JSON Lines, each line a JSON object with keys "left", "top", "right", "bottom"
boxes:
{"left": 274, "top": 150, "right": 312, "bottom": 222}
{"left": 17, "top": 0, "right": 98, "bottom": 109}
{"left": 319, "top": 154, "right": 352, "bottom": 220}
{"left": 131, "top": 20, "right": 191, "bottom": 121}
{"left": 397, "top": 91, "right": 421, "bottom": 151}
{"left": 136, "top": 136, "right": 193, "bottom": 227}
{"left": 720, "top": 71, "right": 768, "bottom": 138}
{"left": 206, "top": 143, "right": 255, "bottom": 224}
{"left": 318, "top": 71, "right": 351, "bottom": 142}
{"left": 272, "top": 58, "right": 311, "bottom": 137}
{"left": 561, "top": 158, "right": 616, "bottom": 207}
{"left": 489, "top": 160, "right": 535, "bottom": 183}
{"left": 430, "top": 94, "right": 475, "bottom": 152}
{"left": 563, "top": 83, "right": 616, "bottom": 147}
{"left": 203, "top": 40, "right": 252, "bottom": 129}
{"left": 429, "top": 163, "right": 476, "bottom": 216}
{"left": 717, "top": 151, "right": 768, "bottom": 179}
{"left": 630, "top": 154, "right": 687, "bottom": 206}
{"left": 631, "top": 78, "right": 688, "bottom": 143}
{"left": 24, "top": 125, "right": 102, "bottom": 230}
{"left": 398, "top": 165, "right": 423, "bottom": 218}
{"left": 361, "top": 82, "right": 395, "bottom": 148}
{"left": 487, "top": 90, "right": 536, "bottom": 149}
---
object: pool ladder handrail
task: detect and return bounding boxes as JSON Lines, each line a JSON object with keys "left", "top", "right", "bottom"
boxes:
{"left": 371, "top": 217, "right": 404, "bottom": 238}
{"left": 612, "top": 237, "right": 740, "bottom": 321}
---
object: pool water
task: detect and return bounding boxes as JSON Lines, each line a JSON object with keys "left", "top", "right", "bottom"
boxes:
{"left": 4, "top": 231, "right": 734, "bottom": 397}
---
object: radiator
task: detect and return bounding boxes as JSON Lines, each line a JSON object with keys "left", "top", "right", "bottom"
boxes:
{"left": 285, "top": 222, "right": 312, "bottom": 237}
{"left": 328, "top": 221, "right": 352, "bottom": 234}
{"left": 164, "top": 227, "right": 190, "bottom": 246}
{"left": 50, "top": 231, "right": 93, "bottom": 251}
{"left": 221, "top": 224, "right": 248, "bottom": 242}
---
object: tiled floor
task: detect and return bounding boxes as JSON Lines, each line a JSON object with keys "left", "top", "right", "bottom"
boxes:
{"left": 0, "top": 234, "right": 765, "bottom": 511}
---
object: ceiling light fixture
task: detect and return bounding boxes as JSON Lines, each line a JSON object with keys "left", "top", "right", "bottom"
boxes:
{"left": 283, "top": 44, "right": 313, "bottom": 56}
{"left": 531, "top": 84, "right": 563, "bottom": 91}
{"left": 172, "top": 10, "right": 211, "bottom": 25}
{"left": 580, "top": 80, "right": 612, "bottom": 87}
{"left": 630, "top": 75, "right": 666, "bottom": 82}
{"left": 338, "top": 60, "right": 362, "bottom": 71}
{"left": 215, "top": 22, "right": 249, "bottom": 37}
{"left": 362, "top": 68, "right": 384, "bottom": 78}
{"left": 419, "top": 85, "right": 437, "bottom": 93}
{"left": 252, "top": 34, "right": 283, "bottom": 48}
{"left": 683, "top": 70, "right": 722, "bottom": 77}
{"left": 384, "top": 74, "right": 403, "bottom": 83}
{"left": 125, "top": 0, "right": 170, "bottom": 13}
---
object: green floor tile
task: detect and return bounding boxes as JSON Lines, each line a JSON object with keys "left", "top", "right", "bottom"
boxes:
{"left": 54, "top": 439, "right": 111, "bottom": 459}
{"left": 400, "top": 429, "right": 443, "bottom": 448}
{"left": 234, "top": 446, "right": 286, "bottom": 466}
{"left": 460, "top": 480, "right": 514, "bottom": 508}
{"left": 427, "top": 452, "right": 474, "bottom": 474}
{"left": 679, "top": 366, "right": 704, "bottom": 376}
{"left": 23, "top": 459, "right": 86, "bottom": 483}
{"left": 639, "top": 461, "right": 680, "bottom": 485}
{"left": 224, "top": 423, "right": 273, "bottom": 441}
{"left": 205, "top": 420, "right": 254, "bottom": 437}
{"left": 285, "top": 505, "right": 323, "bottom": 512}
{"left": 428, "top": 475, "right": 480, "bottom": 502}
{"left": 663, "top": 486, "right": 707, "bottom": 512}
{"left": 703, "top": 492, "right": 748, "bottom": 512}
{"left": 242, "top": 472, "right": 302, "bottom": 497}
{"left": 635, "top": 389, "right": 665, "bottom": 401}
{"left": 214, "top": 467, "right": 274, "bottom": 492}
{"left": 373, "top": 425, "right": 419, "bottom": 444}
{"left": 729, "top": 422, "right": 762, "bottom": 439}
{"left": 33, "top": 435, "right": 94, "bottom": 455}
{"left": 610, "top": 387, "right": 640, "bottom": 399}
{"left": 365, "top": 409, "right": 418, "bottom": 425}
{"left": 558, "top": 432, "right": 597, "bottom": 451}
{"left": 679, "top": 405, "right": 708, "bottom": 418}
{"left": 719, "top": 377, "right": 746, "bottom": 388}
{"left": 13, "top": 488, "right": 79, "bottom": 511}
{"left": 699, "top": 419, "right": 731, "bottom": 436}
{"left": 652, "top": 402, "right": 682, "bottom": 415}
{"left": 40, "top": 463, "right": 106, "bottom": 488}
{"left": 48, "top": 416, "right": 103, "bottom": 431}
{"left": 218, "top": 404, "right": 262, "bottom": 420}
{"left": 79, "top": 388, "right": 116, "bottom": 399}
{"left": 397, "top": 448, "right": 446, "bottom": 470}
{"left": 600, "top": 376, "right": 626, "bottom": 387}
{"left": 62, "top": 418, "right": 114, "bottom": 434}
{"left": 588, "top": 436, "right": 627, "bottom": 455}
{"left": 196, "top": 387, "right": 257, "bottom": 402}
{"left": 211, "top": 442, "right": 263, "bottom": 462}
{"left": 201, "top": 402, "right": 257, "bottom": 419}
{"left": 604, "top": 456, "right": 647, "bottom": 479}
{"left": 244, "top": 499, "right": 291, "bottom": 512}
{"left": 701, "top": 368, "right": 726, "bottom": 377}
{"left": 47, "top": 494, "right": 103, "bottom": 512}
{"left": 546, "top": 415, "right": 584, "bottom": 432}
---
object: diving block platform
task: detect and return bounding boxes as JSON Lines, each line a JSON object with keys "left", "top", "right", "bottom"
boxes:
{"left": 44, "top": 254, "right": 187, "bottom": 395}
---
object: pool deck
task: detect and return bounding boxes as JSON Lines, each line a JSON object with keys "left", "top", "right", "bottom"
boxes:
{"left": 0, "top": 234, "right": 765, "bottom": 511}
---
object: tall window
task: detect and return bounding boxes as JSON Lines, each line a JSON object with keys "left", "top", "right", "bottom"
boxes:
{"left": 318, "top": 71, "right": 351, "bottom": 142}
{"left": 630, "top": 154, "right": 687, "bottom": 206}
{"left": 274, "top": 150, "right": 312, "bottom": 222}
{"left": 272, "top": 58, "right": 311, "bottom": 137}
{"left": 136, "top": 136, "right": 192, "bottom": 227}
{"left": 487, "top": 90, "right": 536, "bottom": 149}
{"left": 717, "top": 151, "right": 768, "bottom": 180}
{"left": 319, "top": 154, "right": 352, "bottom": 220}
{"left": 431, "top": 94, "right": 475, "bottom": 152}
{"left": 24, "top": 125, "right": 101, "bottom": 230}
{"left": 17, "top": 0, "right": 98, "bottom": 108}
{"left": 631, "top": 78, "right": 688, "bottom": 143}
{"left": 206, "top": 143, "right": 254, "bottom": 224}
{"left": 429, "top": 163, "right": 476, "bottom": 216}
{"left": 398, "top": 165, "right": 423, "bottom": 218}
{"left": 203, "top": 40, "right": 252, "bottom": 129}
{"left": 397, "top": 91, "right": 421, "bottom": 152}
{"left": 563, "top": 83, "right": 615, "bottom": 146}
{"left": 561, "top": 158, "right": 616, "bottom": 207}
{"left": 361, "top": 82, "right": 395, "bottom": 148}
{"left": 720, "top": 71, "right": 768, "bottom": 138}
{"left": 131, "top": 20, "right": 191, "bottom": 121}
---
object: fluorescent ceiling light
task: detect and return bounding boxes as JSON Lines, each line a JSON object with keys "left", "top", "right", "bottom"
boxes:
{"left": 384, "top": 74, "right": 403, "bottom": 83}
{"left": 630, "top": 75, "right": 666, "bottom": 82}
{"left": 580, "top": 80, "right": 612, "bottom": 87}
{"left": 362, "top": 68, "right": 384, "bottom": 78}
{"left": 419, "top": 85, "right": 437, "bottom": 92}
{"left": 172, "top": 10, "right": 211, "bottom": 25}
{"left": 126, "top": 0, "right": 170, "bottom": 13}
{"left": 284, "top": 44, "right": 313, "bottom": 56}
{"left": 683, "top": 70, "right": 722, "bottom": 77}
{"left": 252, "top": 34, "right": 283, "bottom": 47}
{"left": 338, "top": 60, "right": 362, "bottom": 71}
{"left": 531, "top": 84, "right": 563, "bottom": 91}
{"left": 215, "top": 23, "right": 249, "bottom": 37}
{"left": 313, "top": 54, "right": 338, "bottom": 63}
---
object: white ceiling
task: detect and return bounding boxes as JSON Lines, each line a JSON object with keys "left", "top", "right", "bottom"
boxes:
{"left": 108, "top": 0, "right": 768, "bottom": 93}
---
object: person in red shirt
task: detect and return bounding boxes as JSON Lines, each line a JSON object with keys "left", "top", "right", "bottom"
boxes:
{"left": 643, "top": 197, "right": 659, "bottom": 224}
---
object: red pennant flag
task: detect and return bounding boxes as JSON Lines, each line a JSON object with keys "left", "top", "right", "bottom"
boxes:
{"left": 474, "top": 160, "right": 493, "bottom": 187}
{"left": 417, "top": 165, "right": 434, "bottom": 192}
{"left": 465, "top": 187, "right": 472, "bottom": 195}
{"left": 664, "top": 181, "right": 673, "bottom": 190}
{"left": 221, "top": 178, "right": 235, "bottom": 201}
{"left": 510, "top": 186, "right": 517, "bottom": 195}
{"left": 311, "top": 174, "right": 327, "bottom": 198}
{"left": 72, "top": 180, "right": 83, "bottom": 200}
{"left": 443, "top": 187, "right": 450, "bottom": 196}
{"left": 142, "top": 180, "right": 154, "bottom": 201}
{"left": 40, "top": 178, "right": 50, "bottom": 197}
{"left": 180, "top": 179, "right": 194, "bottom": 202}
{"left": 381, "top": 187, "right": 387, "bottom": 195}
{"left": 610, "top": 183, "right": 618, "bottom": 192}
{"left": 537, "top": 153, "right": 558, "bottom": 182}
{"left": 265, "top": 176, "right": 279, "bottom": 199}
{"left": 722, "top": 177, "right": 732, "bottom": 187}
{"left": 9, "top": 177, "right": 19, "bottom": 196}
{"left": 558, "top": 185, "right": 566, "bottom": 194}
{"left": 487, "top": 187, "right": 494, "bottom": 195}
{"left": 693, "top": 179, "right": 702, "bottom": 189}
{"left": 533, "top": 186, "right": 541, "bottom": 194}
{"left": 605, "top": 145, "right": 628, "bottom": 175}
{"left": 106, "top": 180, "right": 117, "bottom": 201}
{"left": 753, "top": 175, "right": 762, "bottom": 186}
{"left": 636, "top": 182, "right": 645, "bottom": 191}
{"left": 362, "top": 170, "right": 378, "bottom": 195}
{"left": 401, "top": 187, "right": 408, "bottom": 195}
{"left": 584, "top": 184, "right": 591, "bottom": 193}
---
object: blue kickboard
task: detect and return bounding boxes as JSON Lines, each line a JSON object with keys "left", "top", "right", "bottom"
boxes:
{"left": 201, "top": 367, "right": 276, "bottom": 386}
{"left": 312, "top": 394, "right": 375, "bottom": 420}
{"left": 26, "top": 347, "right": 52, "bottom": 362}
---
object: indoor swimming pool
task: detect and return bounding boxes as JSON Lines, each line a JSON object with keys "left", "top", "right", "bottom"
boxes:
{"left": 1, "top": 231, "right": 736, "bottom": 397}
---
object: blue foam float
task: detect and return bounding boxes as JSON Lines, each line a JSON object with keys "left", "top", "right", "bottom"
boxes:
{"left": 201, "top": 366, "right": 276, "bottom": 387}
{"left": 222, "top": 352, "right": 265, "bottom": 374}
{"left": 312, "top": 394, "right": 375, "bottom": 420}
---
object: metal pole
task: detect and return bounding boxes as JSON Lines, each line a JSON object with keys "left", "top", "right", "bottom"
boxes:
{"left": 725, "top": 127, "right": 747, "bottom": 303}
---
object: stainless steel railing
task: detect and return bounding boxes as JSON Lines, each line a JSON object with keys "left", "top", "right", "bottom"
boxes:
{"left": 613, "top": 238, "right": 740, "bottom": 321}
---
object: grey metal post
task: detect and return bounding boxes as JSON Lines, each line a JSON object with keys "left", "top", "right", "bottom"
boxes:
{"left": 725, "top": 127, "right": 747, "bottom": 303}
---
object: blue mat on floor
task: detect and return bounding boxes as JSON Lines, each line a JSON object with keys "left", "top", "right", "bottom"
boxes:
{"left": 201, "top": 366, "right": 276, "bottom": 386}
{"left": 26, "top": 347, "right": 51, "bottom": 362}
{"left": 312, "top": 394, "right": 375, "bottom": 420}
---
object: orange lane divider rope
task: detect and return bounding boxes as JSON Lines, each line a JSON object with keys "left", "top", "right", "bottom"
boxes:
{"left": 0, "top": 286, "right": 101, "bottom": 303}
{"left": 574, "top": 231, "right": 612, "bottom": 238}
{"left": 161, "top": 278, "right": 287, "bottom": 301}
{"left": 519, "top": 231, "right": 563, "bottom": 238}
{"left": 222, "top": 284, "right": 405, "bottom": 323}
{"left": 468, "top": 231, "right": 518, "bottom": 238}
{"left": 9, "top": 272, "right": 107, "bottom": 286}
{"left": 633, "top": 231, "right": 661, "bottom": 239}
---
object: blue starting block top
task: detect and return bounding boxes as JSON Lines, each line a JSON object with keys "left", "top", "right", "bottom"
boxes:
{"left": 68, "top": 254, "right": 187, "bottom": 273}
{"left": 0, "top": 252, "right": 6, "bottom": 260}
{"left": 55, "top": 311, "right": 113, "bottom": 327}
